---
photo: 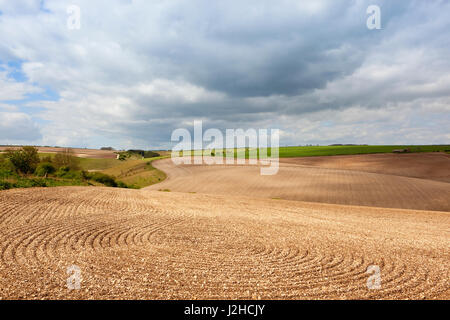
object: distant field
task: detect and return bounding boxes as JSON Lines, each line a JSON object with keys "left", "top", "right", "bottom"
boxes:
{"left": 149, "top": 155, "right": 450, "bottom": 211}
{"left": 182, "top": 145, "right": 450, "bottom": 158}
{"left": 276, "top": 145, "right": 450, "bottom": 157}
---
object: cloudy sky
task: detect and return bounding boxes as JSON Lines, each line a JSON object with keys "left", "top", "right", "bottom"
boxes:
{"left": 0, "top": 0, "right": 449, "bottom": 149}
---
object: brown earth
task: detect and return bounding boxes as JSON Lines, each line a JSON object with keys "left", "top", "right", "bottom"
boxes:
{"left": 146, "top": 155, "right": 450, "bottom": 212}
{"left": 0, "top": 187, "right": 448, "bottom": 299}
{"left": 280, "top": 152, "right": 450, "bottom": 183}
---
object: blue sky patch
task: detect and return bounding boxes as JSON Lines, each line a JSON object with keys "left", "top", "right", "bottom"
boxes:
{"left": 6, "top": 60, "right": 28, "bottom": 82}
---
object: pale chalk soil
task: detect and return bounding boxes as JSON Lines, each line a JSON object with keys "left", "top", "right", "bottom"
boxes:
{"left": 0, "top": 186, "right": 448, "bottom": 299}
{"left": 147, "top": 154, "right": 450, "bottom": 212}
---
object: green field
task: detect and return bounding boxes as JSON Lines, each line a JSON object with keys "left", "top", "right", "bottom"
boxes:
{"left": 180, "top": 145, "right": 450, "bottom": 158}
{"left": 276, "top": 145, "right": 450, "bottom": 157}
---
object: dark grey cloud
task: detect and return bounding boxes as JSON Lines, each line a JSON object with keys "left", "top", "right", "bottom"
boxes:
{"left": 0, "top": 0, "right": 448, "bottom": 148}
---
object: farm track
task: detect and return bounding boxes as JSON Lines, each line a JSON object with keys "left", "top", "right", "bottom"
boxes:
{"left": 0, "top": 186, "right": 449, "bottom": 299}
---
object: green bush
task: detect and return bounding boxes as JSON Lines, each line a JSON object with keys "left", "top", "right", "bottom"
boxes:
{"left": 117, "top": 181, "right": 128, "bottom": 188}
{"left": 40, "top": 155, "right": 53, "bottom": 163}
{"left": 55, "top": 167, "right": 84, "bottom": 180}
{"left": 81, "top": 170, "right": 92, "bottom": 180}
{"left": 0, "top": 181, "right": 12, "bottom": 190}
{"left": 90, "top": 172, "right": 118, "bottom": 187}
{"left": 55, "top": 166, "right": 70, "bottom": 177}
{"left": 35, "top": 163, "right": 56, "bottom": 177}
{"left": 0, "top": 157, "right": 15, "bottom": 178}
{"left": 143, "top": 151, "right": 160, "bottom": 158}
{"left": 5, "top": 146, "right": 40, "bottom": 174}
{"left": 128, "top": 149, "right": 145, "bottom": 157}
{"left": 53, "top": 148, "right": 80, "bottom": 170}
{"left": 65, "top": 171, "right": 84, "bottom": 180}
{"left": 29, "top": 178, "right": 47, "bottom": 187}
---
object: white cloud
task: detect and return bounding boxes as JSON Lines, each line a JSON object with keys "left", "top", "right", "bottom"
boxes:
{"left": 0, "top": 0, "right": 449, "bottom": 148}
{"left": 0, "top": 70, "right": 41, "bottom": 100}
{"left": 0, "top": 111, "right": 42, "bottom": 142}
{"left": 136, "top": 79, "right": 225, "bottom": 103}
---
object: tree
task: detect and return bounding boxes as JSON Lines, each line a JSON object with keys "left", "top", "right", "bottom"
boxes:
{"left": 53, "top": 148, "right": 80, "bottom": 170}
{"left": 35, "top": 162, "right": 56, "bottom": 178}
{"left": 5, "top": 147, "right": 40, "bottom": 174}
{"left": 0, "top": 154, "right": 15, "bottom": 178}
{"left": 40, "top": 155, "right": 53, "bottom": 163}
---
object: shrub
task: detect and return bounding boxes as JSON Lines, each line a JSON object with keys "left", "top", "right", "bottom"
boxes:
{"left": 55, "top": 166, "right": 70, "bottom": 177}
{"left": 128, "top": 149, "right": 145, "bottom": 157}
{"left": 117, "top": 181, "right": 128, "bottom": 188}
{"left": 55, "top": 166, "right": 84, "bottom": 180}
{"left": 143, "top": 151, "right": 160, "bottom": 158}
{"left": 35, "top": 163, "right": 56, "bottom": 177}
{"left": 81, "top": 170, "right": 92, "bottom": 180}
{"left": 0, "top": 156, "right": 15, "bottom": 178}
{"left": 0, "top": 181, "right": 12, "bottom": 190}
{"left": 5, "top": 146, "right": 40, "bottom": 174}
{"left": 53, "top": 148, "right": 80, "bottom": 170}
{"left": 90, "top": 172, "right": 118, "bottom": 187}
{"left": 0, "top": 169, "right": 13, "bottom": 179}
{"left": 40, "top": 155, "right": 53, "bottom": 163}
{"left": 63, "top": 170, "right": 84, "bottom": 180}
{"left": 29, "top": 178, "right": 47, "bottom": 187}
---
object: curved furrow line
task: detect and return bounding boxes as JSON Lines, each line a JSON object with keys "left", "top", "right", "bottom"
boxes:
{"left": 0, "top": 223, "right": 50, "bottom": 264}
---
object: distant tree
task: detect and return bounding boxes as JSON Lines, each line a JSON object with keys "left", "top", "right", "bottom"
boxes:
{"left": 128, "top": 149, "right": 145, "bottom": 157}
{"left": 5, "top": 146, "right": 40, "bottom": 174}
{"left": 35, "top": 162, "right": 56, "bottom": 178}
{"left": 101, "top": 147, "right": 115, "bottom": 151}
{"left": 53, "top": 148, "right": 80, "bottom": 170}
{"left": 0, "top": 154, "right": 15, "bottom": 177}
{"left": 40, "top": 155, "right": 53, "bottom": 163}
{"left": 143, "top": 151, "right": 160, "bottom": 158}
{"left": 117, "top": 152, "right": 128, "bottom": 161}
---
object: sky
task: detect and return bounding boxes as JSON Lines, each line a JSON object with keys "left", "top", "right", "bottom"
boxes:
{"left": 0, "top": 0, "right": 449, "bottom": 150}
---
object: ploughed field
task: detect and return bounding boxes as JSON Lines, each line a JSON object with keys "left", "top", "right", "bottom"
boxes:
{"left": 147, "top": 153, "right": 450, "bottom": 212}
{"left": 0, "top": 153, "right": 449, "bottom": 299}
